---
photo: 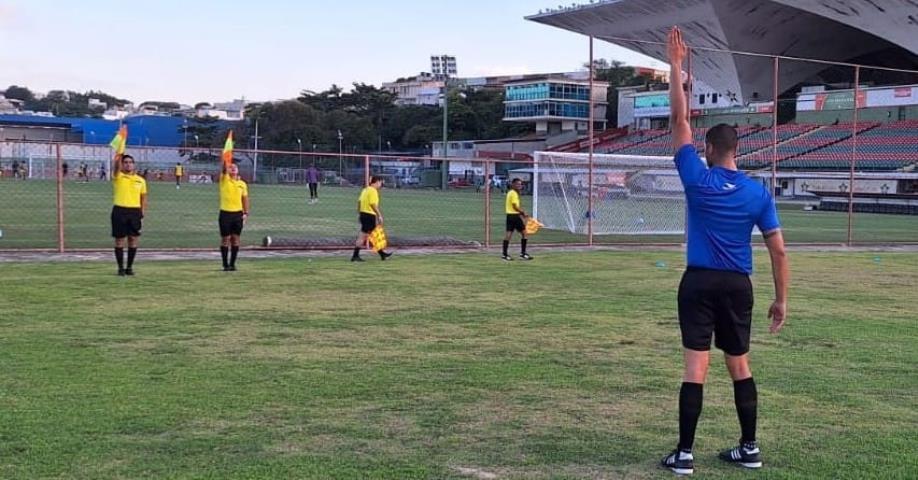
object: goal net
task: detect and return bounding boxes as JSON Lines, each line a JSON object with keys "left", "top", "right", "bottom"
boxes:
{"left": 25, "top": 154, "right": 111, "bottom": 180}
{"left": 530, "top": 152, "right": 687, "bottom": 235}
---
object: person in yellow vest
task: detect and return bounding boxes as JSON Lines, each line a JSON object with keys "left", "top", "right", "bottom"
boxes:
{"left": 174, "top": 162, "right": 184, "bottom": 189}
{"left": 502, "top": 178, "right": 532, "bottom": 261}
{"left": 351, "top": 176, "right": 392, "bottom": 262}
{"left": 219, "top": 162, "right": 249, "bottom": 271}
{"left": 111, "top": 154, "right": 148, "bottom": 276}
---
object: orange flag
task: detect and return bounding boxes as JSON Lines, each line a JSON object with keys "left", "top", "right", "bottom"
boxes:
{"left": 222, "top": 130, "right": 234, "bottom": 165}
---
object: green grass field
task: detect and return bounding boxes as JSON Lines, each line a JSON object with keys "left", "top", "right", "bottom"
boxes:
{"left": 1, "top": 179, "right": 917, "bottom": 249}
{"left": 1, "top": 251, "right": 915, "bottom": 479}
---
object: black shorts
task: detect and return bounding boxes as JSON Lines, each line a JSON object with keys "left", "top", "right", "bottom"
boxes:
{"left": 111, "top": 206, "right": 142, "bottom": 238}
{"left": 359, "top": 212, "right": 377, "bottom": 234}
{"left": 678, "top": 267, "right": 754, "bottom": 356}
{"left": 506, "top": 214, "right": 524, "bottom": 233}
{"left": 219, "top": 210, "right": 244, "bottom": 236}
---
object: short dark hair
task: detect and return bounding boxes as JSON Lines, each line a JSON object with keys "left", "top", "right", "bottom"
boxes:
{"left": 121, "top": 155, "right": 135, "bottom": 163}
{"left": 705, "top": 124, "right": 738, "bottom": 158}
{"left": 370, "top": 175, "right": 383, "bottom": 184}
{"left": 511, "top": 178, "right": 522, "bottom": 184}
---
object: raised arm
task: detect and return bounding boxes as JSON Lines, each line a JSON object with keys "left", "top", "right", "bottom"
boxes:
{"left": 764, "top": 230, "right": 789, "bottom": 333}
{"left": 667, "top": 26, "right": 692, "bottom": 150}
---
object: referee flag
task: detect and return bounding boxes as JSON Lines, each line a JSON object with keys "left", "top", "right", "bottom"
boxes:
{"left": 109, "top": 125, "right": 127, "bottom": 156}
{"left": 368, "top": 226, "right": 388, "bottom": 252}
{"left": 222, "top": 131, "right": 234, "bottom": 165}
{"left": 524, "top": 217, "right": 544, "bottom": 235}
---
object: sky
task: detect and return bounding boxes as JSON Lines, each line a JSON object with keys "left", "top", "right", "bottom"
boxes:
{"left": 0, "top": 0, "right": 665, "bottom": 105}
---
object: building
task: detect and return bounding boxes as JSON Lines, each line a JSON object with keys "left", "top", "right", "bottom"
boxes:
{"left": 0, "top": 95, "right": 23, "bottom": 115}
{"left": 198, "top": 99, "right": 247, "bottom": 121}
{"left": 431, "top": 55, "right": 458, "bottom": 79}
{"left": 382, "top": 73, "right": 445, "bottom": 106}
{"left": 527, "top": 0, "right": 918, "bottom": 105}
{"left": 503, "top": 76, "right": 609, "bottom": 135}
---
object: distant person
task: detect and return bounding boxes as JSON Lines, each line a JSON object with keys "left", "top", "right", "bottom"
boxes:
{"left": 99, "top": 163, "right": 107, "bottom": 181}
{"left": 502, "top": 178, "right": 532, "bottom": 261}
{"left": 80, "top": 162, "right": 89, "bottom": 182}
{"left": 174, "top": 162, "right": 184, "bottom": 189}
{"left": 351, "top": 176, "right": 393, "bottom": 262}
{"left": 18, "top": 162, "right": 27, "bottom": 180}
{"left": 110, "top": 153, "right": 147, "bottom": 276}
{"left": 218, "top": 161, "right": 249, "bottom": 271}
{"left": 141, "top": 168, "right": 149, "bottom": 180}
{"left": 660, "top": 26, "right": 789, "bottom": 476}
{"left": 12, "top": 160, "right": 20, "bottom": 179}
{"left": 306, "top": 165, "right": 320, "bottom": 203}
{"left": 62, "top": 162, "right": 69, "bottom": 178}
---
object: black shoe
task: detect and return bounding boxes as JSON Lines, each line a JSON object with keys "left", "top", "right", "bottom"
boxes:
{"left": 117, "top": 268, "right": 126, "bottom": 276}
{"left": 501, "top": 255, "right": 513, "bottom": 261}
{"left": 380, "top": 251, "right": 393, "bottom": 261}
{"left": 661, "top": 449, "right": 694, "bottom": 475}
{"left": 223, "top": 265, "right": 230, "bottom": 272}
{"left": 520, "top": 253, "right": 533, "bottom": 260}
{"left": 124, "top": 268, "right": 134, "bottom": 276}
{"left": 719, "top": 441, "right": 762, "bottom": 469}
{"left": 228, "top": 265, "right": 237, "bottom": 271}
{"left": 351, "top": 256, "right": 365, "bottom": 262}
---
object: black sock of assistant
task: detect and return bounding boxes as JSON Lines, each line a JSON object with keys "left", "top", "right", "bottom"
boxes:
{"left": 733, "top": 377, "right": 758, "bottom": 445}
{"left": 502, "top": 240, "right": 509, "bottom": 256}
{"left": 126, "top": 247, "right": 137, "bottom": 268}
{"left": 220, "top": 246, "right": 229, "bottom": 267}
{"left": 521, "top": 238, "right": 528, "bottom": 255}
{"left": 114, "top": 247, "right": 124, "bottom": 270}
{"left": 230, "top": 246, "right": 239, "bottom": 267}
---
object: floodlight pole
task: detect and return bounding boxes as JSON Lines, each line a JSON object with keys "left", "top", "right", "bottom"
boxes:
{"left": 441, "top": 77, "right": 450, "bottom": 190}
{"left": 847, "top": 66, "right": 861, "bottom": 247}
{"left": 588, "top": 35, "right": 595, "bottom": 246}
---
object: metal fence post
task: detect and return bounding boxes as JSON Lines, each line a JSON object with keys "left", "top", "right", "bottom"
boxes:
{"left": 847, "top": 66, "right": 860, "bottom": 246}
{"left": 56, "top": 143, "right": 65, "bottom": 252}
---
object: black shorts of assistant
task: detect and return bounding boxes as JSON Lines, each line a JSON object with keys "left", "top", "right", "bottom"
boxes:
{"left": 359, "top": 212, "right": 377, "bottom": 234}
{"left": 219, "top": 210, "right": 245, "bottom": 236}
{"left": 678, "top": 267, "right": 754, "bottom": 356}
{"left": 506, "top": 214, "right": 524, "bottom": 233}
{"left": 111, "top": 206, "right": 142, "bottom": 238}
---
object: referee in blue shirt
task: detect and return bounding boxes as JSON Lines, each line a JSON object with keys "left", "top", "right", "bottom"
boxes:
{"left": 661, "top": 27, "right": 790, "bottom": 476}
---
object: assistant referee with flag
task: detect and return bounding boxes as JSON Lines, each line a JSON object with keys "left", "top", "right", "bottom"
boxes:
{"left": 218, "top": 131, "right": 249, "bottom": 271}
{"left": 109, "top": 126, "right": 147, "bottom": 276}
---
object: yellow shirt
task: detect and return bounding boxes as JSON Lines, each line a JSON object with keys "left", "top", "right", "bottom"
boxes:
{"left": 175, "top": 165, "right": 184, "bottom": 177}
{"left": 220, "top": 174, "right": 248, "bottom": 212}
{"left": 358, "top": 186, "right": 379, "bottom": 215}
{"left": 112, "top": 172, "right": 147, "bottom": 208}
{"left": 506, "top": 190, "right": 521, "bottom": 214}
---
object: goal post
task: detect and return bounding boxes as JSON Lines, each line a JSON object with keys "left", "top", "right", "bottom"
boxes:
{"left": 529, "top": 151, "right": 687, "bottom": 235}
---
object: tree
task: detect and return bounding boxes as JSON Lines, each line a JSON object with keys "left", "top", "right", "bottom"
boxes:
{"left": 587, "top": 59, "right": 648, "bottom": 126}
{"left": 3, "top": 85, "right": 35, "bottom": 103}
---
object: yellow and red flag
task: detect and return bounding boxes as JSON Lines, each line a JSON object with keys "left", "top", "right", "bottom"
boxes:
{"left": 222, "top": 130, "right": 234, "bottom": 165}
{"left": 368, "top": 225, "right": 388, "bottom": 252}
{"left": 109, "top": 125, "right": 127, "bottom": 156}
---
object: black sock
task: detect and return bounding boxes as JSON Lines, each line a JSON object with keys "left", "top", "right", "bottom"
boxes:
{"left": 114, "top": 247, "right": 124, "bottom": 270}
{"left": 502, "top": 240, "right": 509, "bottom": 256}
{"left": 352, "top": 247, "right": 361, "bottom": 259}
{"left": 378, "top": 250, "right": 387, "bottom": 258}
{"left": 521, "top": 238, "right": 528, "bottom": 255}
{"left": 127, "top": 247, "right": 137, "bottom": 268}
{"left": 220, "top": 246, "right": 229, "bottom": 267}
{"left": 733, "top": 377, "right": 758, "bottom": 444}
{"left": 230, "top": 246, "right": 239, "bottom": 267}
{"left": 678, "top": 382, "right": 704, "bottom": 452}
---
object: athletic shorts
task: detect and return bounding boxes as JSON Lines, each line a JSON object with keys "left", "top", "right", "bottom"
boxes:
{"left": 678, "top": 267, "right": 754, "bottom": 356}
{"left": 359, "top": 212, "right": 377, "bottom": 234}
{"left": 219, "top": 210, "right": 245, "bottom": 236}
{"left": 111, "top": 206, "right": 143, "bottom": 238}
{"left": 506, "top": 214, "right": 524, "bottom": 233}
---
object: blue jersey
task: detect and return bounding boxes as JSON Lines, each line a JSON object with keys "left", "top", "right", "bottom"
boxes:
{"left": 675, "top": 144, "right": 780, "bottom": 274}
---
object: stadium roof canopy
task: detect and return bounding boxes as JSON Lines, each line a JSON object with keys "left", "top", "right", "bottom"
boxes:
{"left": 527, "top": 0, "right": 918, "bottom": 103}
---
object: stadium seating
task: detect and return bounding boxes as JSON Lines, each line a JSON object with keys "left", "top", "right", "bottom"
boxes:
{"left": 584, "top": 120, "right": 918, "bottom": 172}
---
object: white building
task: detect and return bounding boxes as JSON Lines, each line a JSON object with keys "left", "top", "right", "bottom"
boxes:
{"left": 195, "top": 99, "right": 247, "bottom": 121}
{"left": 431, "top": 54, "right": 458, "bottom": 79}
{"left": 382, "top": 74, "right": 445, "bottom": 106}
